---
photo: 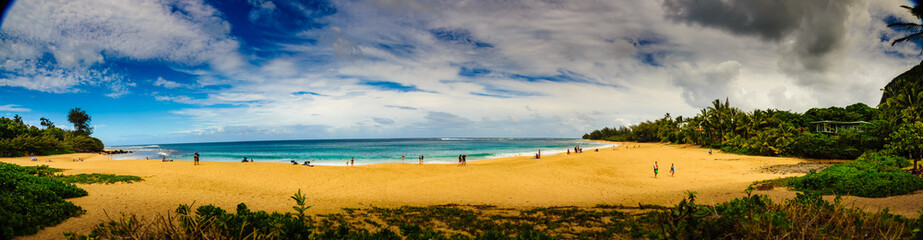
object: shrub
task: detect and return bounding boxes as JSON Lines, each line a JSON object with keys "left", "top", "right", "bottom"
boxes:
{"left": 789, "top": 152, "right": 923, "bottom": 197}
{"left": 0, "top": 162, "right": 87, "bottom": 239}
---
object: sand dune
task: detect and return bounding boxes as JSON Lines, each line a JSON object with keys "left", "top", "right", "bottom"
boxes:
{"left": 4, "top": 142, "right": 921, "bottom": 239}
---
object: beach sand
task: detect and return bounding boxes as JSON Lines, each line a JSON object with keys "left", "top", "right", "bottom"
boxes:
{"left": 4, "top": 142, "right": 922, "bottom": 239}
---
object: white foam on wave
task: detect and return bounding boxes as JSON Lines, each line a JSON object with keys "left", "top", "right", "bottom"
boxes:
{"left": 482, "top": 143, "right": 618, "bottom": 160}
{"left": 440, "top": 138, "right": 515, "bottom": 141}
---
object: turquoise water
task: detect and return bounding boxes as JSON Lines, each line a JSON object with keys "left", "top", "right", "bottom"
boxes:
{"left": 111, "top": 138, "right": 615, "bottom": 166}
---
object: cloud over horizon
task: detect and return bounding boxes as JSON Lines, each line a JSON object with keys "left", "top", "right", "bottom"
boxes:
{"left": 0, "top": 0, "right": 920, "bottom": 145}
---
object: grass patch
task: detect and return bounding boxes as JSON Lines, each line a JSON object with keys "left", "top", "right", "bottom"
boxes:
{"left": 0, "top": 162, "right": 86, "bottom": 239}
{"left": 55, "top": 173, "right": 143, "bottom": 184}
{"left": 788, "top": 152, "right": 923, "bottom": 197}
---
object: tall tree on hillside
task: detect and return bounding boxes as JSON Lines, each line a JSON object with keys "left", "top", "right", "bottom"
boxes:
{"left": 67, "top": 108, "right": 93, "bottom": 135}
{"left": 889, "top": 4, "right": 923, "bottom": 57}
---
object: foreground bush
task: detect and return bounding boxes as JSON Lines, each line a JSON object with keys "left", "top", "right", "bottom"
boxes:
{"left": 65, "top": 190, "right": 921, "bottom": 239}
{"left": 0, "top": 162, "right": 87, "bottom": 239}
{"left": 789, "top": 152, "right": 923, "bottom": 197}
{"left": 648, "top": 191, "right": 916, "bottom": 239}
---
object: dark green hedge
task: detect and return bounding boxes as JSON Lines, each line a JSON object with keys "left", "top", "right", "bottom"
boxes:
{"left": 0, "top": 162, "right": 87, "bottom": 239}
{"left": 790, "top": 153, "right": 923, "bottom": 197}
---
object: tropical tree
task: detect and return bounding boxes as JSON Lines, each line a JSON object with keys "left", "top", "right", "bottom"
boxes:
{"left": 886, "top": 121, "right": 923, "bottom": 172}
{"left": 39, "top": 117, "right": 54, "bottom": 129}
{"left": 889, "top": 4, "right": 923, "bottom": 56}
{"left": 67, "top": 108, "right": 93, "bottom": 136}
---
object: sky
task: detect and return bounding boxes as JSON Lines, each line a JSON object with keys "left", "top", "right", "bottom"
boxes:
{"left": 0, "top": 0, "right": 921, "bottom": 146}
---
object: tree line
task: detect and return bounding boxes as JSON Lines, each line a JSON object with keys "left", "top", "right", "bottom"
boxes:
{"left": 583, "top": 95, "right": 922, "bottom": 170}
{"left": 0, "top": 108, "right": 104, "bottom": 157}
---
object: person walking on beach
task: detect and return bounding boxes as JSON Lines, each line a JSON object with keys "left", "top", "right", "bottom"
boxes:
{"left": 350, "top": 158, "right": 354, "bottom": 166}
{"left": 419, "top": 155, "right": 424, "bottom": 164}
{"left": 462, "top": 154, "right": 467, "bottom": 166}
{"left": 670, "top": 163, "right": 675, "bottom": 177}
{"left": 653, "top": 161, "right": 659, "bottom": 178}
{"left": 458, "top": 154, "right": 463, "bottom": 166}
{"left": 194, "top": 152, "right": 200, "bottom": 165}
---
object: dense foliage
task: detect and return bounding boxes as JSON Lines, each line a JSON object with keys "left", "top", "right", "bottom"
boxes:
{"left": 0, "top": 162, "right": 87, "bottom": 239}
{"left": 789, "top": 153, "right": 923, "bottom": 197}
{"left": 0, "top": 108, "right": 104, "bottom": 157}
{"left": 583, "top": 99, "right": 883, "bottom": 159}
{"left": 64, "top": 191, "right": 921, "bottom": 239}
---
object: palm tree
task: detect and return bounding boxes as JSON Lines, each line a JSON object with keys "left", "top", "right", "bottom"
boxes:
{"left": 890, "top": 4, "right": 923, "bottom": 56}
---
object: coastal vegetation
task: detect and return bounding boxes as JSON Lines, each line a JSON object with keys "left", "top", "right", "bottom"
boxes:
{"left": 582, "top": 99, "right": 884, "bottom": 160}
{"left": 788, "top": 152, "right": 923, "bottom": 197}
{"left": 0, "top": 162, "right": 86, "bottom": 239}
{"left": 0, "top": 108, "right": 104, "bottom": 157}
{"left": 0, "top": 162, "right": 143, "bottom": 239}
{"left": 64, "top": 190, "right": 922, "bottom": 239}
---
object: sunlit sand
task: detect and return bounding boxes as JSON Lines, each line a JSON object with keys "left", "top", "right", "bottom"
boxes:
{"left": 4, "top": 142, "right": 922, "bottom": 239}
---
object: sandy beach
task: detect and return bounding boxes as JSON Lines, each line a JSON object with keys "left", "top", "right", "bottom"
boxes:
{"left": 5, "top": 142, "right": 922, "bottom": 239}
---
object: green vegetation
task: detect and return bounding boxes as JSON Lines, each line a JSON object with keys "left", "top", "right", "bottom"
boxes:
{"left": 788, "top": 153, "right": 923, "bottom": 197}
{"left": 583, "top": 99, "right": 883, "bottom": 160}
{"left": 56, "top": 173, "right": 143, "bottom": 184}
{"left": 64, "top": 191, "right": 922, "bottom": 239}
{"left": 0, "top": 108, "right": 104, "bottom": 157}
{"left": 0, "top": 162, "right": 87, "bottom": 239}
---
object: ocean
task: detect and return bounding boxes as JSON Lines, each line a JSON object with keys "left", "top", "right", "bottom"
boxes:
{"left": 110, "top": 138, "right": 615, "bottom": 166}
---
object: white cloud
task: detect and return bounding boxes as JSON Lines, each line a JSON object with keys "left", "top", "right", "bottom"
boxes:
{"left": 153, "top": 77, "right": 191, "bottom": 89}
{"left": 4, "top": 0, "right": 920, "bottom": 144}
{"left": 155, "top": 0, "right": 921, "bottom": 142}
{"left": 0, "top": 104, "right": 31, "bottom": 112}
{"left": 0, "top": 0, "right": 244, "bottom": 94}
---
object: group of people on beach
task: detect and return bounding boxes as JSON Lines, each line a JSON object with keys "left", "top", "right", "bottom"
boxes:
{"left": 240, "top": 157, "right": 254, "bottom": 163}
{"left": 457, "top": 154, "right": 467, "bottom": 166}
{"left": 291, "top": 160, "right": 314, "bottom": 167}
{"left": 653, "top": 161, "right": 675, "bottom": 178}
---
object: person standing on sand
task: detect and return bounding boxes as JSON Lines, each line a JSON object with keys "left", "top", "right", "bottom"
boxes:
{"left": 670, "top": 163, "right": 675, "bottom": 177}
{"left": 462, "top": 154, "right": 466, "bottom": 166}
{"left": 194, "top": 152, "right": 200, "bottom": 165}
{"left": 419, "top": 155, "right": 424, "bottom": 164}
{"left": 653, "top": 161, "right": 659, "bottom": 178}
{"left": 350, "top": 158, "right": 354, "bottom": 166}
{"left": 458, "top": 154, "right": 463, "bottom": 166}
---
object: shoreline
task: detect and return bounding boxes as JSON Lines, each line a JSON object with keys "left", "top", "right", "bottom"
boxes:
{"left": 4, "top": 141, "right": 922, "bottom": 239}
{"left": 106, "top": 139, "right": 619, "bottom": 166}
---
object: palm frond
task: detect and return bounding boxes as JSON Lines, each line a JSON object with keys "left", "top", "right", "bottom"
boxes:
{"left": 891, "top": 31, "right": 923, "bottom": 46}
{"left": 888, "top": 22, "right": 923, "bottom": 31}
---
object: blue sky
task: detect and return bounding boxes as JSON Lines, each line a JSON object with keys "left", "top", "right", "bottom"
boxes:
{"left": 0, "top": 0, "right": 920, "bottom": 145}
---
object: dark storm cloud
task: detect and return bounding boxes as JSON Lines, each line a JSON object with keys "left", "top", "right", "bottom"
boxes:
{"left": 662, "top": 0, "right": 806, "bottom": 41}
{"left": 662, "top": 0, "right": 863, "bottom": 86}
